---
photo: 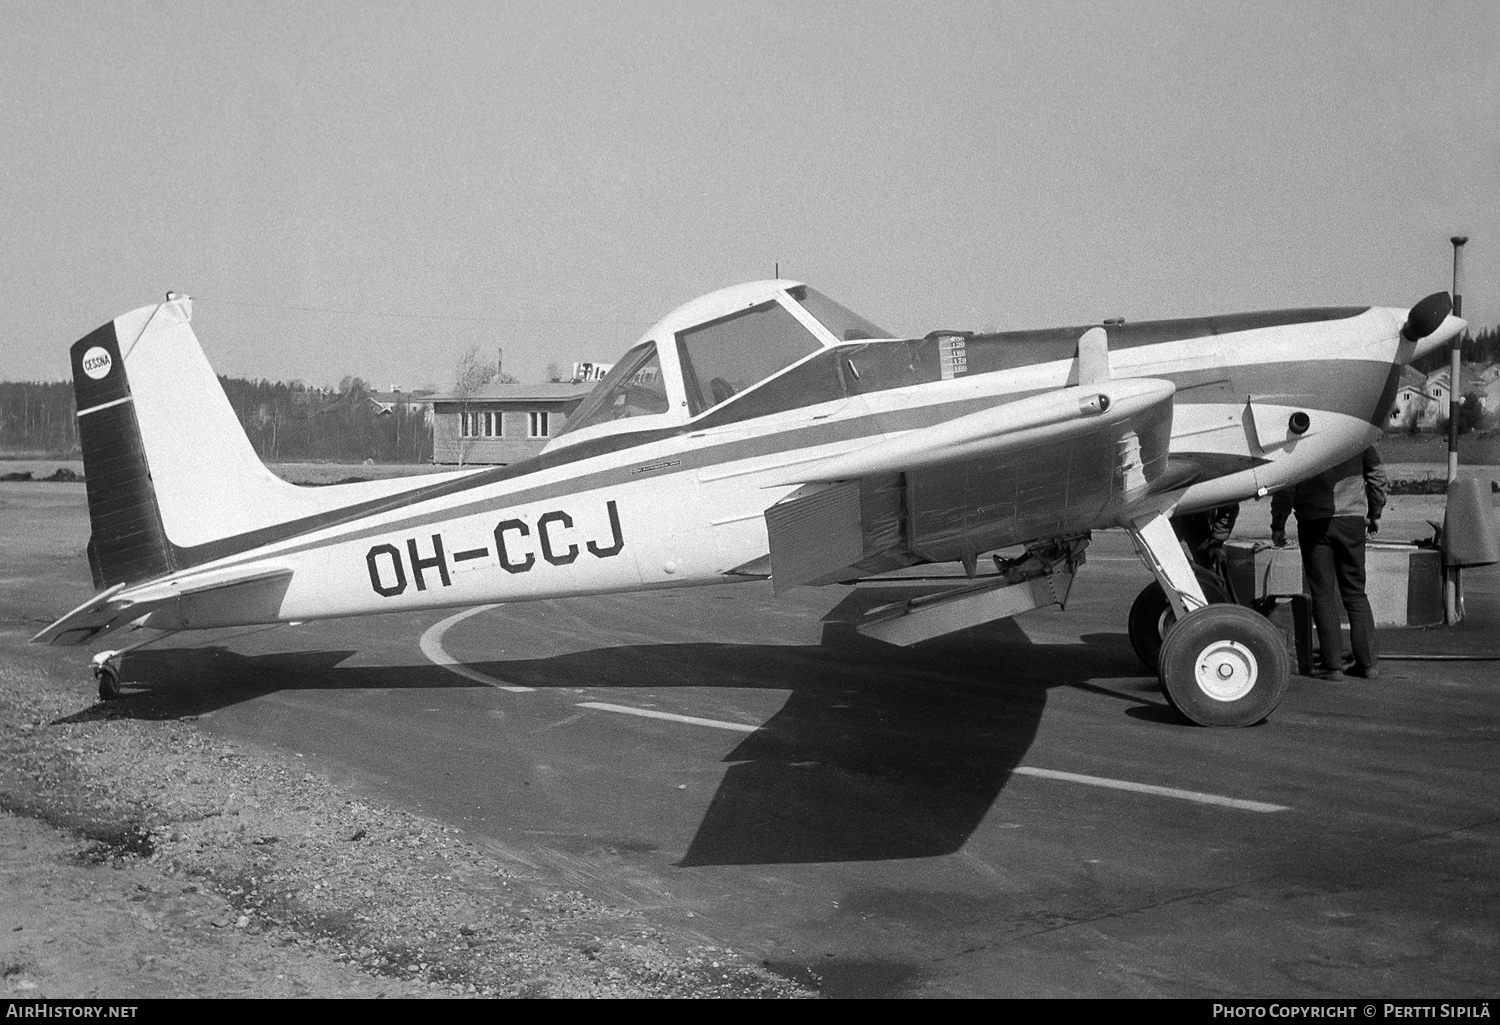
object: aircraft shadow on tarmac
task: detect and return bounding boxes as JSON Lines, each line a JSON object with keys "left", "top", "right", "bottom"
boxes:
{"left": 72, "top": 590, "right": 1176, "bottom": 867}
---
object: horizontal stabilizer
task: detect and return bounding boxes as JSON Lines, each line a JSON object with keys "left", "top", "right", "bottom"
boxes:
{"left": 29, "top": 584, "right": 127, "bottom": 645}
{"left": 32, "top": 565, "right": 293, "bottom": 646}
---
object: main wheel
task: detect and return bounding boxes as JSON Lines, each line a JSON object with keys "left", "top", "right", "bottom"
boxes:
{"left": 1157, "top": 604, "right": 1289, "bottom": 727}
{"left": 1127, "top": 567, "right": 1230, "bottom": 671}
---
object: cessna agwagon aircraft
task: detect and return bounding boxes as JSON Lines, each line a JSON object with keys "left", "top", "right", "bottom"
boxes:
{"left": 36, "top": 281, "right": 1463, "bottom": 726}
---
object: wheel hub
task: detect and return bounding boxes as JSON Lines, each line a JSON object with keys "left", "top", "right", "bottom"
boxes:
{"left": 1193, "top": 639, "right": 1258, "bottom": 702}
{"left": 1156, "top": 608, "right": 1175, "bottom": 639}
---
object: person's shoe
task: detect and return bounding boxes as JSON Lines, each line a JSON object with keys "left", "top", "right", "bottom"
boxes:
{"left": 1348, "top": 664, "right": 1380, "bottom": 680}
{"left": 1314, "top": 668, "right": 1346, "bottom": 682}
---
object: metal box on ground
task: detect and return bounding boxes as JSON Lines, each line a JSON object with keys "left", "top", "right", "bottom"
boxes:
{"left": 1365, "top": 543, "right": 1444, "bottom": 628}
{"left": 1223, "top": 541, "right": 1442, "bottom": 628}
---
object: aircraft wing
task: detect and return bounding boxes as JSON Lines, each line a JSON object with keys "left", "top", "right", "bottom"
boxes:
{"left": 762, "top": 378, "right": 1176, "bottom": 591}
{"left": 32, "top": 565, "right": 294, "bottom": 646}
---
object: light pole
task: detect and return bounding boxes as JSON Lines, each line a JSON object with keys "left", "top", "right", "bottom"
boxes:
{"left": 1446, "top": 236, "right": 1467, "bottom": 483}
{"left": 1444, "top": 236, "right": 1468, "bottom": 623}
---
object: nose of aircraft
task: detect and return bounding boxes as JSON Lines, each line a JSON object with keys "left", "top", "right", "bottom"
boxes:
{"left": 1387, "top": 291, "right": 1466, "bottom": 364}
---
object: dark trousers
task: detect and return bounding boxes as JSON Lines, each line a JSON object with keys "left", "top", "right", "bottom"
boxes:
{"left": 1298, "top": 515, "right": 1377, "bottom": 671}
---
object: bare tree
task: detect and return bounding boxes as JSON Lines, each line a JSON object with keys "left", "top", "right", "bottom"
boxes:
{"left": 452, "top": 344, "right": 498, "bottom": 465}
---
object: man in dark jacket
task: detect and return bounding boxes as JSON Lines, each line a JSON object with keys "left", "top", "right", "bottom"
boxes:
{"left": 1271, "top": 447, "right": 1388, "bottom": 680}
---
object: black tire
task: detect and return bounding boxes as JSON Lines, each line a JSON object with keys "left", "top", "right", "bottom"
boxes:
{"left": 1127, "top": 568, "right": 1230, "bottom": 672}
{"left": 1157, "top": 604, "right": 1290, "bottom": 727}
{"left": 96, "top": 665, "right": 121, "bottom": 701}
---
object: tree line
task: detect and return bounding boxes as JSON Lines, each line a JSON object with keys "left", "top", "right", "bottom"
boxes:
{"left": 0, "top": 381, "right": 76, "bottom": 455}
{"left": 218, "top": 376, "right": 432, "bottom": 463}
{"left": 1410, "top": 325, "right": 1500, "bottom": 375}
{"left": 1, "top": 376, "right": 432, "bottom": 463}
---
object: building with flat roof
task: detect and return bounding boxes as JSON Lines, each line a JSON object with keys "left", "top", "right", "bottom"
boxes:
{"left": 430, "top": 382, "right": 595, "bottom": 464}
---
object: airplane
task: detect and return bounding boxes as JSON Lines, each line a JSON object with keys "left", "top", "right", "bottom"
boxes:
{"left": 34, "top": 281, "right": 1464, "bottom": 727}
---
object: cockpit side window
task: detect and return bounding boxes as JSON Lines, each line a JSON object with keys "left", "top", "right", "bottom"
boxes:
{"left": 557, "top": 342, "right": 669, "bottom": 435}
{"left": 676, "top": 301, "right": 823, "bottom": 415}
{"left": 787, "top": 285, "right": 893, "bottom": 341}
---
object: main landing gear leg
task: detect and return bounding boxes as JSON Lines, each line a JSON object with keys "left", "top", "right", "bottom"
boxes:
{"left": 1127, "top": 512, "right": 1206, "bottom": 671}
{"left": 1126, "top": 510, "right": 1289, "bottom": 727}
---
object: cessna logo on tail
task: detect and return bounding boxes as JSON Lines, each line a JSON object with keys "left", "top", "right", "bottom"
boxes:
{"left": 80, "top": 346, "right": 113, "bottom": 380}
{"left": 365, "top": 500, "right": 626, "bottom": 597}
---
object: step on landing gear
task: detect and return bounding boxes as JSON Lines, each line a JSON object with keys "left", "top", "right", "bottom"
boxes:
{"left": 1127, "top": 510, "right": 1289, "bottom": 727}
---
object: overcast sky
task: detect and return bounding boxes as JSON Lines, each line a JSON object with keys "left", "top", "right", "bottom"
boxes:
{"left": 2, "top": 0, "right": 1496, "bottom": 389}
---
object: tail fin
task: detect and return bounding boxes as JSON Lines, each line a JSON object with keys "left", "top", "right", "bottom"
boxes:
{"left": 96, "top": 297, "right": 312, "bottom": 551}
{"left": 70, "top": 297, "right": 361, "bottom": 587}
{"left": 71, "top": 295, "right": 465, "bottom": 590}
{"left": 73, "top": 295, "right": 298, "bottom": 586}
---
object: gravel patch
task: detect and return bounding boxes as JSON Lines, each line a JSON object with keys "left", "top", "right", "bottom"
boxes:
{"left": 0, "top": 655, "right": 812, "bottom": 998}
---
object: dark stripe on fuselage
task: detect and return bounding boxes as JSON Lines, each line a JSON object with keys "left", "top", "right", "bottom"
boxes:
{"left": 167, "top": 413, "right": 875, "bottom": 568}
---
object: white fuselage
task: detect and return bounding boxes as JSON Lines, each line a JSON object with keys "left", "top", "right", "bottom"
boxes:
{"left": 133, "top": 304, "right": 1424, "bottom": 631}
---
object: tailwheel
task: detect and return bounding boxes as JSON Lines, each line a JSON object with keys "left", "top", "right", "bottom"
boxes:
{"left": 93, "top": 663, "right": 121, "bottom": 701}
{"left": 1157, "top": 604, "right": 1289, "bottom": 727}
{"left": 91, "top": 651, "right": 122, "bottom": 701}
{"left": 1127, "top": 567, "right": 1230, "bottom": 671}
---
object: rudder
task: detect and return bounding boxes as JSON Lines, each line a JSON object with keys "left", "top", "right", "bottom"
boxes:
{"left": 70, "top": 315, "right": 175, "bottom": 588}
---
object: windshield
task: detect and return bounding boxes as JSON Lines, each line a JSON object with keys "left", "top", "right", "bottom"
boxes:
{"left": 557, "top": 342, "right": 670, "bottom": 435}
{"left": 676, "top": 300, "right": 823, "bottom": 415}
{"left": 788, "top": 285, "right": 892, "bottom": 341}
